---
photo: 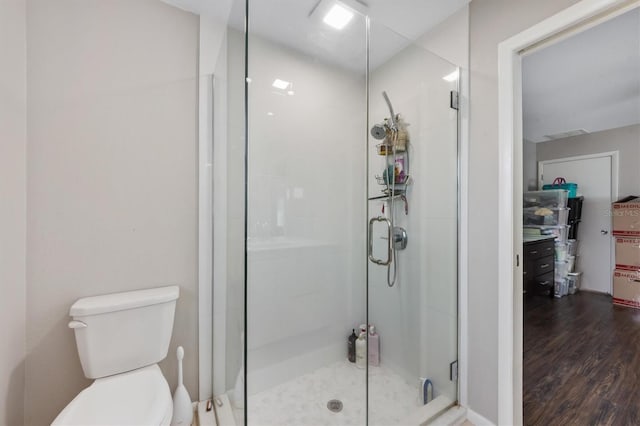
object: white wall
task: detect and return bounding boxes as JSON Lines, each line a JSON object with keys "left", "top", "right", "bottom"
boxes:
{"left": 537, "top": 124, "right": 640, "bottom": 196}
{"left": 25, "top": 1, "right": 199, "bottom": 424}
{"left": 415, "top": 6, "right": 469, "bottom": 69}
{"left": 467, "top": 0, "right": 580, "bottom": 422}
{"left": 0, "top": 0, "right": 27, "bottom": 425}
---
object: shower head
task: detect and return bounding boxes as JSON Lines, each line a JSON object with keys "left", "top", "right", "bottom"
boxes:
{"left": 371, "top": 91, "right": 398, "bottom": 140}
{"left": 370, "top": 124, "right": 386, "bottom": 140}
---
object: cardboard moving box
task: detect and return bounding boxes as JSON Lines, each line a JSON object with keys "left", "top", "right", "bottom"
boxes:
{"left": 615, "top": 237, "right": 640, "bottom": 271}
{"left": 612, "top": 196, "right": 640, "bottom": 236}
{"left": 613, "top": 269, "right": 640, "bottom": 309}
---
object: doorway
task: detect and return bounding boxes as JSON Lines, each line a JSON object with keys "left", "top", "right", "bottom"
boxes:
{"left": 497, "top": 0, "right": 640, "bottom": 423}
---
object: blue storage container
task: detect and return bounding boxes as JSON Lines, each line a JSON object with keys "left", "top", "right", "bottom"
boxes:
{"left": 543, "top": 177, "right": 578, "bottom": 198}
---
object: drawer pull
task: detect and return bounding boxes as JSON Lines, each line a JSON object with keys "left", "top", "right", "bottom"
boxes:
{"left": 539, "top": 280, "right": 550, "bottom": 285}
{"left": 530, "top": 250, "right": 538, "bottom": 255}
{"left": 540, "top": 263, "right": 550, "bottom": 269}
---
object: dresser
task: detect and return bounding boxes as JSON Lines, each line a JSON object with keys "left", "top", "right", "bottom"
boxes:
{"left": 523, "top": 236, "right": 555, "bottom": 297}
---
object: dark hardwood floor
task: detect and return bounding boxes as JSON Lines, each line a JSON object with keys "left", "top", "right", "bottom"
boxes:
{"left": 524, "top": 291, "right": 640, "bottom": 426}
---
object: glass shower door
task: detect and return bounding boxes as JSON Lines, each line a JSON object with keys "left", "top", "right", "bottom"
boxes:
{"left": 366, "top": 22, "right": 459, "bottom": 425}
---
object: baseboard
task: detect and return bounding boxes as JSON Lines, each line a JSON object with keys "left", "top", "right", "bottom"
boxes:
{"left": 466, "top": 408, "right": 495, "bottom": 426}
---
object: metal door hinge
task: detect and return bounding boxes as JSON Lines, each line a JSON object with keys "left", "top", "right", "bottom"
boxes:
{"left": 450, "top": 360, "right": 458, "bottom": 381}
{"left": 450, "top": 90, "right": 459, "bottom": 110}
{"left": 516, "top": 254, "right": 520, "bottom": 267}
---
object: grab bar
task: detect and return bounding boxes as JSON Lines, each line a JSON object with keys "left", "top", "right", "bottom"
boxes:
{"left": 368, "top": 216, "right": 392, "bottom": 265}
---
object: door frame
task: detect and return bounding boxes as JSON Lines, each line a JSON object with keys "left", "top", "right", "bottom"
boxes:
{"left": 497, "top": 0, "right": 639, "bottom": 424}
{"left": 538, "top": 151, "right": 619, "bottom": 294}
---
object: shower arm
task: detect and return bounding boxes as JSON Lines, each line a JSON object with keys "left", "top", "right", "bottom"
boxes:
{"left": 382, "top": 91, "right": 397, "bottom": 130}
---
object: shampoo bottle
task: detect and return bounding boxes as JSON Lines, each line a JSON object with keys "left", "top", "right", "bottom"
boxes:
{"left": 355, "top": 327, "right": 367, "bottom": 369}
{"left": 348, "top": 329, "right": 357, "bottom": 363}
{"left": 368, "top": 325, "right": 379, "bottom": 366}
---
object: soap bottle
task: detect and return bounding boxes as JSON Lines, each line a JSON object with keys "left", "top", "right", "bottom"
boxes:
{"left": 347, "top": 329, "right": 357, "bottom": 363}
{"left": 355, "top": 327, "right": 367, "bottom": 369}
{"left": 368, "top": 325, "right": 379, "bottom": 366}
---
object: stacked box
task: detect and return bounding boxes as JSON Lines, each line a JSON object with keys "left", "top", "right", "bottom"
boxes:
{"left": 612, "top": 196, "right": 640, "bottom": 308}
{"left": 612, "top": 196, "right": 640, "bottom": 237}
{"left": 613, "top": 270, "right": 640, "bottom": 309}
{"left": 615, "top": 237, "right": 640, "bottom": 271}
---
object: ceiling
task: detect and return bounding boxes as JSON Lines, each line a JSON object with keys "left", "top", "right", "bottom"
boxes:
{"left": 163, "top": 0, "right": 469, "bottom": 71}
{"left": 523, "top": 8, "right": 640, "bottom": 143}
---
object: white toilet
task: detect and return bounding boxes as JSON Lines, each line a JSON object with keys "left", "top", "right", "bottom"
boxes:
{"left": 52, "top": 285, "right": 180, "bottom": 426}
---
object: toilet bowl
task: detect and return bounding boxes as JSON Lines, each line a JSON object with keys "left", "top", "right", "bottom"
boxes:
{"left": 52, "top": 286, "right": 180, "bottom": 425}
{"left": 52, "top": 365, "right": 172, "bottom": 425}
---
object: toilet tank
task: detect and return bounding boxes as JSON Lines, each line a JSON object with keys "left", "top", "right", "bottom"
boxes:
{"left": 69, "top": 286, "right": 180, "bottom": 379}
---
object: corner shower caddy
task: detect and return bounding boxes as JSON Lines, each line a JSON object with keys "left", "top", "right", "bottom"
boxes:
{"left": 370, "top": 142, "right": 411, "bottom": 201}
{"left": 367, "top": 97, "right": 411, "bottom": 286}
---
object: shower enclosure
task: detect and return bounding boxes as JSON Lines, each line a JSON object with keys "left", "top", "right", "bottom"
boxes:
{"left": 211, "top": 1, "right": 461, "bottom": 424}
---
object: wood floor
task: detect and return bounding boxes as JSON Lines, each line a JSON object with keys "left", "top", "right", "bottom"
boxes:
{"left": 524, "top": 291, "right": 640, "bottom": 426}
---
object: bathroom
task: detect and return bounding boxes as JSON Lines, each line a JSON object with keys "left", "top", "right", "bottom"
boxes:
{"left": 2, "top": 0, "right": 629, "bottom": 425}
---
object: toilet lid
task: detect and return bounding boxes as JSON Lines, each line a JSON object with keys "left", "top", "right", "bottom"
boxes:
{"left": 52, "top": 364, "right": 173, "bottom": 426}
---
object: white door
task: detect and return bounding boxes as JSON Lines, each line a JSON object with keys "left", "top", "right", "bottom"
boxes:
{"left": 539, "top": 154, "right": 615, "bottom": 294}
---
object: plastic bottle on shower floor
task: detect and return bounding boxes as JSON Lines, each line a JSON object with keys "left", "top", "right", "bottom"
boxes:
{"left": 368, "top": 325, "right": 379, "bottom": 366}
{"left": 348, "top": 329, "right": 357, "bottom": 363}
{"left": 355, "top": 328, "right": 366, "bottom": 369}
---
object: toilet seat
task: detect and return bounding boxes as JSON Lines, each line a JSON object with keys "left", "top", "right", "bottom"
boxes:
{"left": 52, "top": 364, "right": 173, "bottom": 426}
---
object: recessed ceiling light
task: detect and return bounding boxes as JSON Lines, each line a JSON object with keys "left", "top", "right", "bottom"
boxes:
{"left": 267, "top": 112, "right": 275, "bottom": 116}
{"left": 272, "top": 79, "right": 290, "bottom": 90}
{"left": 323, "top": 4, "right": 354, "bottom": 30}
{"left": 287, "top": 90, "right": 295, "bottom": 96}
{"left": 442, "top": 70, "right": 459, "bottom": 82}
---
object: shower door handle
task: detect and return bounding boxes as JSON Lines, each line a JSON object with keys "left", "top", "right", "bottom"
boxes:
{"left": 368, "top": 216, "right": 392, "bottom": 265}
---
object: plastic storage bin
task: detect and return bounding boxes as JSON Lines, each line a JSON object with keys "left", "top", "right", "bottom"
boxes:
{"left": 543, "top": 182, "right": 578, "bottom": 198}
{"left": 567, "top": 255, "right": 576, "bottom": 272}
{"left": 567, "top": 239, "right": 578, "bottom": 256}
{"left": 523, "top": 207, "right": 570, "bottom": 226}
{"left": 523, "top": 190, "right": 569, "bottom": 208}
{"left": 555, "top": 261, "right": 569, "bottom": 280}
{"left": 567, "top": 272, "right": 582, "bottom": 294}
{"left": 554, "top": 279, "right": 567, "bottom": 298}
{"left": 554, "top": 278, "right": 570, "bottom": 298}
{"left": 555, "top": 242, "right": 568, "bottom": 261}
{"left": 568, "top": 197, "right": 584, "bottom": 222}
{"left": 537, "top": 225, "right": 570, "bottom": 243}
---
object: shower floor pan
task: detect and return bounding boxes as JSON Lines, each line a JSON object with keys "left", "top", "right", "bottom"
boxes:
{"left": 232, "top": 360, "right": 450, "bottom": 426}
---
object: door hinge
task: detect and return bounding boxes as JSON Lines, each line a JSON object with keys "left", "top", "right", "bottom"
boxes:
{"left": 516, "top": 254, "right": 520, "bottom": 267}
{"left": 450, "top": 90, "right": 459, "bottom": 110}
{"left": 450, "top": 360, "right": 458, "bottom": 381}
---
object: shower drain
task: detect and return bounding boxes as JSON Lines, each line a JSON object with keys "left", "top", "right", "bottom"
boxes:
{"left": 327, "top": 399, "right": 343, "bottom": 413}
